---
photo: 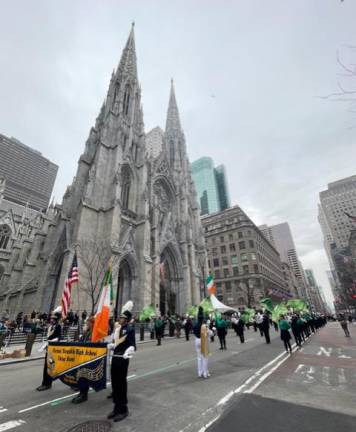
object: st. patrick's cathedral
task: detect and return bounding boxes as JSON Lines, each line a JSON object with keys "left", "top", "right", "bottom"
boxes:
{"left": 0, "top": 25, "right": 206, "bottom": 317}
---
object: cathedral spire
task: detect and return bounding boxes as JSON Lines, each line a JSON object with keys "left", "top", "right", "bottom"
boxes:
{"left": 165, "top": 79, "right": 182, "bottom": 132}
{"left": 115, "top": 23, "right": 138, "bottom": 82}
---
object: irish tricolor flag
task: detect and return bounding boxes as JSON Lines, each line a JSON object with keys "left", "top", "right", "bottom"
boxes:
{"left": 206, "top": 274, "right": 216, "bottom": 295}
{"left": 92, "top": 264, "right": 113, "bottom": 342}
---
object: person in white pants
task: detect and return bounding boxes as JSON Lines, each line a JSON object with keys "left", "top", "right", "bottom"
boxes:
{"left": 193, "top": 306, "right": 212, "bottom": 378}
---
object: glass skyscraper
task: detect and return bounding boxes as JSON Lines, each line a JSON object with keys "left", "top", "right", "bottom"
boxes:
{"left": 191, "top": 157, "right": 230, "bottom": 215}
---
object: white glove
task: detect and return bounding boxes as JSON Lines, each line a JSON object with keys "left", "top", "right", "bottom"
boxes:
{"left": 123, "top": 346, "right": 135, "bottom": 359}
{"left": 38, "top": 342, "right": 48, "bottom": 353}
{"left": 50, "top": 338, "right": 59, "bottom": 342}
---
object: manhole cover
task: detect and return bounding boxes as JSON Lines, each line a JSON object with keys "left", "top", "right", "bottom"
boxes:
{"left": 67, "top": 421, "right": 112, "bottom": 432}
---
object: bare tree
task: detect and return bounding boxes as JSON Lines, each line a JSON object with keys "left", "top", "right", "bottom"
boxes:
{"left": 321, "top": 46, "right": 356, "bottom": 123}
{"left": 76, "top": 237, "right": 119, "bottom": 315}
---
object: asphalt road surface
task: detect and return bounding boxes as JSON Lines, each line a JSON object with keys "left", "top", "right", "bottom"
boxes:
{"left": 0, "top": 323, "right": 354, "bottom": 432}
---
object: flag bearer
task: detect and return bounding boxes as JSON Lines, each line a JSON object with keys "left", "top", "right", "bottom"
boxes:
{"left": 107, "top": 302, "right": 136, "bottom": 422}
{"left": 36, "top": 307, "right": 62, "bottom": 391}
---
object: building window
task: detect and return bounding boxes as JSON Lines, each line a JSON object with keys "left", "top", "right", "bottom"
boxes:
{"left": 121, "top": 166, "right": 132, "bottom": 209}
{"left": 231, "top": 255, "right": 238, "bottom": 265}
{"left": 229, "top": 234, "right": 234, "bottom": 241}
{"left": 229, "top": 243, "right": 236, "bottom": 252}
{"left": 243, "top": 265, "right": 249, "bottom": 274}
{"left": 225, "top": 281, "right": 232, "bottom": 295}
{"left": 220, "top": 245, "right": 226, "bottom": 254}
{"left": 213, "top": 258, "right": 219, "bottom": 267}
{"left": 238, "top": 231, "right": 243, "bottom": 239}
{"left": 220, "top": 236, "right": 224, "bottom": 243}
{"left": 249, "top": 240, "right": 255, "bottom": 248}
{"left": 233, "top": 266, "right": 239, "bottom": 276}
{"left": 212, "top": 248, "right": 218, "bottom": 256}
{"left": 216, "top": 282, "right": 223, "bottom": 294}
{"left": 223, "top": 268, "right": 230, "bottom": 277}
{"left": 0, "top": 225, "right": 11, "bottom": 250}
{"left": 241, "top": 253, "right": 248, "bottom": 262}
{"left": 222, "top": 256, "right": 228, "bottom": 266}
{"left": 215, "top": 270, "right": 221, "bottom": 279}
{"left": 212, "top": 237, "right": 216, "bottom": 245}
{"left": 239, "top": 241, "right": 246, "bottom": 250}
{"left": 250, "top": 253, "right": 257, "bottom": 261}
{"left": 253, "top": 264, "right": 259, "bottom": 273}
{"left": 208, "top": 260, "right": 211, "bottom": 268}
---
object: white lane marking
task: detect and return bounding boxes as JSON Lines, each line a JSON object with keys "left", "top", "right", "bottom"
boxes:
{"left": 317, "top": 347, "right": 332, "bottom": 357}
{"left": 18, "top": 375, "right": 137, "bottom": 413}
{"left": 0, "top": 420, "right": 25, "bottom": 431}
{"left": 304, "top": 365, "right": 316, "bottom": 384}
{"left": 243, "top": 354, "right": 290, "bottom": 394}
{"left": 0, "top": 408, "right": 8, "bottom": 414}
{"left": 197, "top": 416, "right": 220, "bottom": 432}
{"left": 338, "top": 368, "right": 347, "bottom": 386}
{"left": 217, "top": 391, "right": 234, "bottom": 407}
{"left": 322, "top": 366, "right": 330, "bottom": 386}
{"left": 294, "top": 364, "right": 304, "bottom": 374}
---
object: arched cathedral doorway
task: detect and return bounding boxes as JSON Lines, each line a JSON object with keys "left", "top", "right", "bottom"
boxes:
{"left": 159, "top": 247, "right": 180, "bottom": 315}
{"left": 115, "top": 259, "right": 132, "bottom": 319}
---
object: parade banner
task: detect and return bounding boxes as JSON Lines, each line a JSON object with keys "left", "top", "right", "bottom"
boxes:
{"left": 47, "top": 342, "right": 107, "bottom": 391}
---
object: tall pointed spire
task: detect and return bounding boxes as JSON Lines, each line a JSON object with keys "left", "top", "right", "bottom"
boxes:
{"left": 165, "top": 79, "right": 182, "bottom": 132}
{"left": 116, "top": 22, "right": 138, "bottom": 82}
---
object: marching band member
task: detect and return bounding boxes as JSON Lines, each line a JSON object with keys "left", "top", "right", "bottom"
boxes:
{"left": 107, "top": 301, "right": 136, "bottom": 422}
{"left": 36, "top": 307, "right": 62, "bottom": 391}
{"left": 71, "top": 315, "right": 95, "bottom": 404}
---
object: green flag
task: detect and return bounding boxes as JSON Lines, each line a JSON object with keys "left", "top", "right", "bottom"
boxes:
{"left": 186, "top": 305, "right": 198, "bottom": 317}
{"left": 260, "top": 298, "right": 274, "bottom": 313}
{"left": 199, "top": 297, "right": 215, "bottom": 315}
{"left": 241, "top": 308, "right": 255, "bottom": 324}
{"left": 272, "top": 303, "right": 289, "bottom": 323}
{"left": 287, "top": 299, "right": 309, "bottom": 313}
{"left": 139, "top": 304, "right": 156, "bottom": 321}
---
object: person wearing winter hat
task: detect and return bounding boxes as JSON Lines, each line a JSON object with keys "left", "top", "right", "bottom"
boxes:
{"left": 36, "top": 307, "right": 62, "bottom": 391}
{"left": 107, "top": 301, "right": 136, "bottom": 423}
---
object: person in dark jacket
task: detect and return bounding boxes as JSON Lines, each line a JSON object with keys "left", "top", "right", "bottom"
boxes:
{"left": 154, "top": 317, "right": 164, "bottom": 346}
{"left": 279, "top": 315, "right": 292, "bottom": 353}
{"left": 291, "top": 314, "right": 302, "bottom": 347}
{"left": 107, "top": 306, "right": 136, "bottom": 422}
{"left": 36, "top": 310, "right": 62, "bottom": 391}
{"left": 184, "top": 317, "right": 193, "bottom": 341}
{"left": 216, "top": 316, "right": 227, "bottom": 350}
{"left": 261, "top": 313, "right": 271, "bottom": 344}
{"left": 235, "top": 316, "right": 245, "bottom": 343}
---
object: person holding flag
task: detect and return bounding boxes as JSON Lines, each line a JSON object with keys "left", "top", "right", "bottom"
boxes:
{"left": 36, "top": 250, "right": 78, "bottom": 392}
{"left": 36, "top": 307, "right": 62, "bottom": 391}
{"left": 107, "top": 301, "right": 136, "bottom": 423}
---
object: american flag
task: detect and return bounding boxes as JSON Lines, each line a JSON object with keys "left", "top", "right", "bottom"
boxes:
{"left": 61, "top": 253, "right": 79, "bottom": 318}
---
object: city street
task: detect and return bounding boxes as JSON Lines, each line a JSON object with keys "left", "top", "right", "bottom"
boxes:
{"left": 1, "top": 323, "right": 355, "bottom": 431}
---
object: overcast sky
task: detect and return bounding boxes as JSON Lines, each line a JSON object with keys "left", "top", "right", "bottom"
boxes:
{"left": 1, "top": 0, "right": 355, "bottom": 307}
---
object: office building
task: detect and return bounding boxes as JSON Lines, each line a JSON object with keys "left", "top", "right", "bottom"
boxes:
{"left": 191, "top": 157, "right": 230, "bottom": 215}
{"left": 259, "top": 222, "right": 307, "bottom": 299}
{"left": 202, "top": 206, "right": 291, "bottom": 309}
{"left": 0, "top": 134, "right": 58, "bottom": 211}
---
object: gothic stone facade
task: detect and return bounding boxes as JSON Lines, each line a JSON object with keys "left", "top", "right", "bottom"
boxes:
{"left": 0, "top": 26, "right": 206, "bottom": 317}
